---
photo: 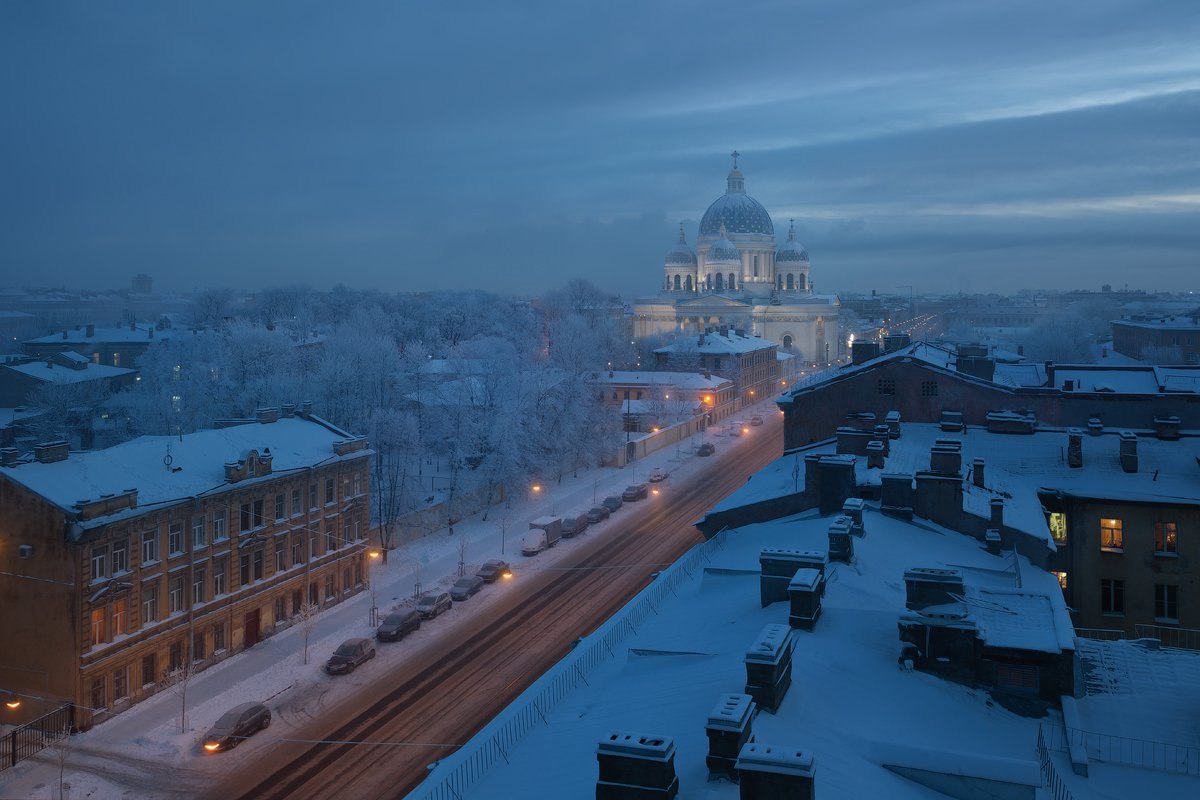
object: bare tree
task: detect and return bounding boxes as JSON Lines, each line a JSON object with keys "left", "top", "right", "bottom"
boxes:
{"left": 45, "top": 716, "right": 73, "bottom": 800}
{"left": 159, "top": 654, "right": 199, "bottom": 734}
{"left": 298, "top": 602, "right": 320, "bottom": 665}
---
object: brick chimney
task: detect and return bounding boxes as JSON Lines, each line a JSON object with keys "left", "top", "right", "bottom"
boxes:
{"left": 34, "top": 440, "right": 69, "bottom": 464}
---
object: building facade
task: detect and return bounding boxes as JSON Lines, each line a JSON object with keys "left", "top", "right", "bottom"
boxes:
{"left": 632, "top": 154, "right": 840, "bottom": 361}
{"left": 654, "top": 328, "right": 779, "bottom": 409}
{"left": 1112, "top": 314, "right": 1200, "bottom": 363}
{"left": 0, "top": 410, "right": 370, "bottom": 726}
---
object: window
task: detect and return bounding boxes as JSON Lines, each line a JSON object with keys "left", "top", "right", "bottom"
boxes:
{"left": 213, "top": 558, "right": 227, "bottom": 595}
{"left": 1049, "top": 513, "right": 1067, "bottom": 543}
{"left": 112, "top": 598, "right": 127, "bottom": 636}
{"left": 310, "top": 531, "right": 320, "bottom": 560}
{"left": 877, "top": 379, "right": 896, "bottom": 396}
{"left": 1155, "top": 584, "right": 1178, "bottom": 621}
{"left": 253, "top": 500, "right": 264, "bottom": 527}
{"left": 253, "top": 550, "right": 264, "bottom": 581}
{"left": 90, "top": 607, "right": 106, "bottom": 646}
{"left": 308, "top": 582, "right": 319, "bottom": 606}
{"left": 91, "top": 545, "right": 108, "bottom": 582}
{"left": 168, "top": 522, "right": 184, "bottom": 555}
{"left": 240, "top": 553, "right": 251, "bottom": 586}
{"left": 142, "top": 583, "right": 159, "bottom": 623}
{"left": 292, "top": 534, "right": 303, "bottom": 565}
{"left": 275, "top": 493, "right": 285, "bottom": 520}
{"left": 292, "top": 489, "right": 302, "bottom": 517}
{"left": 292, "top": 590, "right": 302, "bottom": 615}
{"left": 141, "top": 529, "right": 159, "bottom": 565}
{"left": 213, "top": 622, "right": 226, "bottom": 653}
{"left": 274, "top": 596, "right": 286, "bottom": 624}
{"left": 169, "top": 641, "right": 183, "bottom": 673}
{"left": 168, "top": 576, "right": 184, "bottom": 614}
{"left": 275, "top": 539, "right": 287, "bottom": 573}
{"left": 1100, "top": 578, "right": 1124, "bottom": 615}
{"left": 112, "top": 539, "right": 128, "bottom": 574}
{"left": 213, "top": 512, "right": 227, "bottom": 542}
{"left": 192, "top": 631, "right": 206, "bottom": 662}
{"left": 354, "top": 560, "right": 363, "bottom": 586}
{"left": 921, "top": 381, "right": 939, "bottom": 397}
{"left": 353, "top": 474, "right": 361, "bottom": 496}
{"left": 309, "top": 484, "right": 318, "bottom": 510}
{"left": 326, "top": 523, "right": 337, "bottom": 552}
{"left": 325, "top": 477, "right": 335, "bottom": 505}
{"left": 192, "top": 566, "right": 206, "bottom": 604}
{"left": 113, "top": 668, "right": 128, "bottom": 701}
{"left": 1100, "top": 518, "right": 1123, "bottom": 550}
{"left": 91, "top": 677, "right": 106, "bottom": 711}
{"left": 240, "top": 503, "right": 252, "bottom": 532}
{"left": 192, "top": 516, "right": 207, "bottom": 549}
{"left": 141, "top": 654, "right": 156, "bottom": 687}
{"left": 1052, "top": 571, "right": 1068, "bottom": 591}
{"left": 1155, "top": 522, "right": 1177, "bottom": 554}
{"left": 324, "top": 574, "right": 335, "bottom": 602}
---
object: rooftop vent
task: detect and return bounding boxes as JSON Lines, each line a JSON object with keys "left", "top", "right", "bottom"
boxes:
{"left": 34, "top": 440, "right": 69, "bottom": 464}
{"left": 596, "top": 732, "right": 679, "bottom": 800}
{"left": 1119, "top": 431, "right": 1138, "bottom": 473}
{"left": 903, "top": 567, "right": 965, "bottom": 611}
{"left": 706, "top": 694, "right": 756, "bottom": 782}
{"left": 736, "top": 743, "right": 816, "bottom": 800}
{"left": 745, "top": 624, "right": 795, "bottom": 714}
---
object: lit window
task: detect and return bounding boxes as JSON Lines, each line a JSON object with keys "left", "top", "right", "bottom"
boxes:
{"left": 1155, "top": 522, "right": 1177, "bottom": 554}
{"left": 1049, "top": 513, "right": 1067, "bottom": 543}
{"left": 1052, "top": 571, "right": 1068, "bottom": 591}
{"left": 90, "top": 607, "right": 106, "bottom": 646}
{"left": 1100, "top": 518, "right": 1123, "bottom": 550}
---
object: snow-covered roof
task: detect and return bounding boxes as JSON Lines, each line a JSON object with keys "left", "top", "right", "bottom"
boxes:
{"left": 26, "top": 326, "right": 167, "bottom": 345}
{"left": 2, "top": 361, "right": 136, "bottom": 384}
{"left": 587, "top": 371, "right": 730, "bottom": 390}
{"left": 450, "top": 510, "right": 1067, "bottom": 799}
{"left": 655, "top": 331, "right": 777, "bottom": 356}
{"left": 0, "top": 417, "right": 366, "bottom": 523}
{"left": 1112, "top": 314, "right": 1200, "bottom": 330}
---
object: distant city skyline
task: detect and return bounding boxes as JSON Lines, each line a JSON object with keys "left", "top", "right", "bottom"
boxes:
{"left": 2, "top": 1, "right": 1198, "bottom": 298}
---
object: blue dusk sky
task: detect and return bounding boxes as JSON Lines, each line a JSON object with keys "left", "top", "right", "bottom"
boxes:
{"left": 2, "top": 1, "right": 1198, "bottom": 297}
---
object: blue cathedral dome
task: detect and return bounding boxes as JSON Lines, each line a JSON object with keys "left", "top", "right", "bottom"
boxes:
{"left": 776, "top": 219, "right": 810, "bottom": 263}
{"left": 707, "top": 225, "right": 741, "bottom": 263}
{"left": 664, "top": 223, "right": 697, "bottom": 266}
{"left": 699, "top": 152, "right": 775, "bottom": 236}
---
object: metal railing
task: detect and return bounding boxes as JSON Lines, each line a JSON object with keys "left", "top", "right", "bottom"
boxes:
{"left": 1041, "top": 723, "right": 1200, "bottom": 777}
{"left": 1134, "top": 624, "right": 1200, "bottom": 651}
{"left": 3, "top": 704, "right": 73, "bottom": 771}
{"left": 411, "top": 530, "right": 730, "bottom": 800}
{"left": 1073, "top": 627, "right": 1126, "bottom": 642}
{"left": 1037, "top": 725, "right": 1076, "bottom": 800}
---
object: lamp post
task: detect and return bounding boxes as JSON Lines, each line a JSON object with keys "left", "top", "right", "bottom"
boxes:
{"left": 367, "top": 550, "right": 381, "bottom": 626}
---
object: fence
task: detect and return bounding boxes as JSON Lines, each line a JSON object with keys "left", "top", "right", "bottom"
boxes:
{"left": 1041, "top": 723, "right": 1200, "bottom": 778}
{"left": 1134, "top": 624, "right": 1200, "bottom": 651}
{"left": 1037, "top": 725, "right": 1076, "bottom": 800}
{"left": 412, "top": 530, "right": 730, "bottom": 800}
{"left": 2, "top": 704, "right": 73, "bottom": 771}
{"left": 1073, "top": 627, "right": 1126, "bottom": 642}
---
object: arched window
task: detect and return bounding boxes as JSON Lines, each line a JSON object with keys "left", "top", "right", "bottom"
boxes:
{"left": 783, "top": 335, "right": 793, "bottom": 350}
{"left": 686, "top": 275, "right": 694, "bottom": 292}
{"left": 673, "top": 275, "right": 681, "bottom": 291}
{"left": 776, "top": 275, "right": 783, "bottom": 291}
{"left": 728, "top": 273, "right": 736, "bottom": 291}
{"left": 706, "top": 274, "right": 713, "bottom": 290}
{"left": 786, "top": 273, "right": 794, "bottom": 291}
{"left": 798, "top": 273, "right": 806, "bottom": 292}
{"left": 715, "top": 273, "right": 724, "bottom": 291}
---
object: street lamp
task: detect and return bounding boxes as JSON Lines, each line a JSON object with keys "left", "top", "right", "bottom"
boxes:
{"left": 2, "top": 690, "right": 20, "bottom": 710}
{"left": 367, "top": 550, "right": 382, "bottom": 626}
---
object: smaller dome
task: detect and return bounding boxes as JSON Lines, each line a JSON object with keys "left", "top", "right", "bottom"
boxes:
{"left": 665, "top": 223, "right": 697, "bottom": 266}
{"left": 776, "top": 219, "right": 810, "bottom": 263}
{"left": 707, "top": 223, "right": 740, "bottom": 264}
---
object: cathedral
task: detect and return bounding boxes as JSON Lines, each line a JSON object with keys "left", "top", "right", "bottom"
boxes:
{"left": 632, "top": 153, "right": 840, "bottom": 363}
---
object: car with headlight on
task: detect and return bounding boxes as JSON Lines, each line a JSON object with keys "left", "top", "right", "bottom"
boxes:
{"left": 202, "top": 702, "right": 271, "bottom": 752}
{"left": 476, "top": 559, "right": 511, "bottom": 583}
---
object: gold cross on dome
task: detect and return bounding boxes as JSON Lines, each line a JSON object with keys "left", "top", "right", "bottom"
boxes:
{"left": 731, "top": 150, "right": 740, "bottom": 168}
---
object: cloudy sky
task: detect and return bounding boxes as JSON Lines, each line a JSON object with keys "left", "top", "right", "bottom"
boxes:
{"left": 3, "top": 0, "right": 1198, "bottom": 298}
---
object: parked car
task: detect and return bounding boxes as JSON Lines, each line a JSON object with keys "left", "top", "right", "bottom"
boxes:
{"left": 602, "top": 495, "right": 624, "bottom": 513}
{"left": 697, "top": 442, "right": 716, "bottom": 456}
{"left": 476, "top": 559, "right": 511, "bottom": 583}
{"left": 202, "top": 702, "right": 271, "bottom": 752}
{"left": 325, "top": 638, "right": 376, "bottom": 675}
{"left": 450, "top": 575, "right": 485, "bottom": 601}
{"left": 416, "top": 591, "right": 453, "bottom": 619}
{"left": 750, "top": 415, "right": 764, "bottom": 426}
{"left": 587, "top": 505, "right": 611, "bottom": 523}
{"left": 561, "top": 512, "right": 589, "bottom": 537}
{"left": 375, "top": 609, "right": 421, "bottom": 642}
{"left": 647, "top": 467, "right": 668, "bottom": 482}
{"left": 622, "top": 483, "right": 648, "bottom": 502}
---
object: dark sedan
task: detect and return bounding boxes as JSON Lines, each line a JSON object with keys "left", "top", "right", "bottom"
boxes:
{"left": 476, "top": 560, "right": 511, "bottom": 583}
{"left": 325, "top": 638, "right": 376, "bottom": 675}
{"left": 450, "top": 575, "right": 485, "bottom": 601}
{"left": 202, "top": 702, "right": 271, "bottom": 752}
{"left": 375, "top": 610, "right": 421, "bottom": 642}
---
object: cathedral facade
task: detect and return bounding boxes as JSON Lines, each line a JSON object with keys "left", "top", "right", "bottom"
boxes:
{"left": 632, "top": 153, "right": 840, "bottom": 363}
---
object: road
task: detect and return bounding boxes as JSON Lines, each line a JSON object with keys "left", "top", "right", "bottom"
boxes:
{"left": 209, "top": 414, "right": 782, "bottom": 800}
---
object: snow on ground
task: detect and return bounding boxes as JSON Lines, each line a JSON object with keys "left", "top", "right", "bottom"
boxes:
{"left": 455, "top": 509, "right": 1055, "bottom": 799}
{"left": 0, "top": 398, "right": 782, "bottom": 800}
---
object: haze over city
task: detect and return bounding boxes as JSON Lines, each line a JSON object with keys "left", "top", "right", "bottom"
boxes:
{"left": 3, "top": 0, "right": 1198, "bottom": 296}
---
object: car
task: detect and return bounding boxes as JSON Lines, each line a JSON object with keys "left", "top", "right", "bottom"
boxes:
{"left": 647, "top": 467, "right": 668, "bottom": 483}
{"left": 375, "top": 609, "right": 421, "bottom": 642}
{"left": 697, "top": 442, "right": 716, "bottom": 457}
{"left": 416, "top": 591, "right": 453, "bottom": 619}
{"left": 202, "top": 702, "right": 271, "bottom": 752}
{"left": 450, "top": 575, "right": 485, "bottom": 601}
{"left": 750, "top": 415, "right": 764, "bottom": 426}
{"left": 622, "top": 483, "right": 648, "bottom": 502}
{"left": 586, "top": 505, "right": 610, "bottom": 523}
{"left": 602, "top": 495, "right": 624, "bottom": 513}
{"left": 562, "top": 512, "right": 590, "bottom": 537}
{"left": 325, "top": 638, "right": 375, "bottom": 675}
{"left": 476, "top": 559, "right": 511, "bottom": 583}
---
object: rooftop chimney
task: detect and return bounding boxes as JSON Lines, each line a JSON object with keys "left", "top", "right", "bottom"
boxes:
{"left": 34, "top": 440, "right": 70, "bottom": 464}
{"left": 1119, "top": 431, "right": 1138, "bottom": 473}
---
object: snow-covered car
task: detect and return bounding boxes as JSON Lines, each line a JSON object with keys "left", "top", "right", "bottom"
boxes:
{"left": 375, "top": 610, "right": 421, "bottom": 642}
{"left": 697, "top": 442, "right": 716, "bottom": 457}
{"left": 750, "top": 415, "right": 764, "bottom": 426}
{"left": 202, "top": 702, "right": 271, "bottom": 752}
{"left": 586, "top": 505, "right": 610, "bottom": 523}
{"left": 602, "top": 495, "right": 624, "bottom": 513}
{"left": 416, "top": 591, "right": 453, "bottom": 619}
{"left": 476, "top": 560, "right": 511, "bottom": 583}
{"left": 622, "top": 484, "right": 648, "bottom": 502}
{"left": 450, "top": 575, "right": 485, "bottom": 601}
{"left": 647, "top": 467, "right": 668, "bottom": 483}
